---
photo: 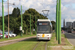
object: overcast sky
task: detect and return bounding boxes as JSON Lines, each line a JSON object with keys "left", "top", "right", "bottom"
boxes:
{"left": 0, "top": 0, "right": 75, "bottom": 27}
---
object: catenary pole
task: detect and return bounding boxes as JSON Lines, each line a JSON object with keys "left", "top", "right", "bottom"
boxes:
{"left": 2, "top": 0, "right": 4, "bottom": 38}
{"left": 21, "top": 5, "right": 23, "bottom": 36}
{"left": 56, "top": 0, "right": 59, "bottom": 40}
{"left": 58, "top": 0, "right": 61, "bottom": 44}
{"left": 30, "top": 14, "right": 31, "bottom": 35}
{"left": 35, "top": 16, "right": 36, "bottom": 34}
{"left": 56, "top": 4, "right": 57, "bottom": 40}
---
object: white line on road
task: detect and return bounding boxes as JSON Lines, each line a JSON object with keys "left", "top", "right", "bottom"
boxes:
{"left": 65, "top": 33, "right": 75, "bottom": 46}
{"left": 69, "top": 33, "right": 75, "bottom": 36}
{"left": 66, "top": 33, "right": 75, "bottom": 36}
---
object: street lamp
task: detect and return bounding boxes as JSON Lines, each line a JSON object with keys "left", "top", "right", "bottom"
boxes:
{"left": 7, "top": 0, "right": 15, "bottom": 39}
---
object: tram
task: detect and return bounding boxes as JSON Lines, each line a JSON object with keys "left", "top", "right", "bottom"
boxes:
{"left": 37, "top": 19, "right": 52, "bottom": 40}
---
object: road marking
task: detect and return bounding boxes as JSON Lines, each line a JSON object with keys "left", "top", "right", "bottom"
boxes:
{"left": 66, "top": 38, "right": 74, "bottom": 46}
{"left": 65, "top": 33, "right": 75, "bottom": 46}
{"left": 68, "top": 33, "right": 75, "bottom": 36}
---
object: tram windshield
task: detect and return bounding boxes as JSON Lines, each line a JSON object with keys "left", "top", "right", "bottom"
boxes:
{"left": 37, "top": 22, "right": 50, "bottom": 33}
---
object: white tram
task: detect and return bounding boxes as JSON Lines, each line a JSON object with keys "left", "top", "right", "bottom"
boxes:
{"left": 37, "top": 19, "right": 52, "bottom": 40}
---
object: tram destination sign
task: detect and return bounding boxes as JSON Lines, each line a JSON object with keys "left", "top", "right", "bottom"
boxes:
{"left": 39, "top": 23, "right": 48, "bottom": 25}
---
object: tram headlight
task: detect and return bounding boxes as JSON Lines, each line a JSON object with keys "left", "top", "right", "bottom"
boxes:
{"left": 38, "top": 35, "right": 40, "bottom": 36}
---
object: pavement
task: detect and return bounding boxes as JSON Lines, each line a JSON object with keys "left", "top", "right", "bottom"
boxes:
{"left": 65, "top": 33, "right": 75, "bottom": 46}
{"left": 0, "top": 36, "right": 36, "bottom": 47}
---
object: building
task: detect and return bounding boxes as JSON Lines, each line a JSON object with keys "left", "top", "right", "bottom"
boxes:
{"left": 66, "top": 22, "right": 72, "bottom": 28}
{"left": 63, "top": 19, "right": 65, "bottom": 28}
{"left": 73, "top": 21, "right": 75, "bottom": 29}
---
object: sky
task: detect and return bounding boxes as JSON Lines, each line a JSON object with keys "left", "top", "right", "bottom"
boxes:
{"left": 0, "top": 0, "right": 75, "bottom": 27}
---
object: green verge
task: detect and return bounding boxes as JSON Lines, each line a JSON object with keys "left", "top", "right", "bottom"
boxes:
{"left": 0, "top": 38, "right": 38, "bottom": 50}
{"left": 0, "top": 34, "right": 36, "bottom": 42}
{"left": 47, "top": 33, "right": 57, "bottom": 50}
{"left": 34, "top": 41, "right": 48, "bottom": 50}
{"left": 0, "top": 33, "right": 75, "bottom": 50}
{"left": 47, "top": 33, "right": 75, "bottom": 50}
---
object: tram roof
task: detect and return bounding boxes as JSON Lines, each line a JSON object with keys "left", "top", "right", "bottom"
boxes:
{"left": 37, "top": 19, "right": 50, "bottom": 22}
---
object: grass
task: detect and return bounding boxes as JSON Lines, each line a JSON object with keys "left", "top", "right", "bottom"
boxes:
{"left": 47, "top": 33, "right": 75, "bottom": 50}
{"left": 0, "top": 38, "right": 39, "bottom": 50}
{"left": 47, "top": 33, "right": 57, "bottom": 50}
{"left": 0, "top": 39, "right": 49, "bottom": 50}
{"left": 0, "top": 34, "right": 36, "bottom": 42}
{"left": 35, "top": 41, "right": 46, "bottom": 50}
{"left": 0, "top": 33, "right": 75, "bottom": 50}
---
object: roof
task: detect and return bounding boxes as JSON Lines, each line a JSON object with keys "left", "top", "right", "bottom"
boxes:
{"left": 37, "top": 19, "right": 50, "bottom": 22}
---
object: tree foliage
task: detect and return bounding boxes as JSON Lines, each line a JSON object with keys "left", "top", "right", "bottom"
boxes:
{"left": 51, "top": 21, "right": 56, "bottom": 30}
{"left": 12, "top": 7, "right": 20, "bottom": 17}
{"left": 0, "top": 8, "right": 56, "bottom": 35}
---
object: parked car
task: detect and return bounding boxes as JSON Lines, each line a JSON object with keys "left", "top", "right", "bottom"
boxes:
{"left": 10, "top": 32, "right": 17, "bottom": 37}
{"left": 0, "top": 32, "right": 3, "bottom": 38}
{"left": 0, "top": 32, "right": 8, "bottom": 38}
{"left": 5, "top": 32, "right": 17, "bottom": 37}
{"left": 67, "top": 29, "right": 72, "bottom": 33}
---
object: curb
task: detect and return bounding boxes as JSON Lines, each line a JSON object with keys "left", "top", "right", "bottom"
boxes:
{"left": 65, "top": 33, "right": 74, "bottom": 46}
{"left": 0, "top": 36, "right": 36, "bottom": 44}
{"left": 66, "top": 38, "right": 74, "bottom": 46}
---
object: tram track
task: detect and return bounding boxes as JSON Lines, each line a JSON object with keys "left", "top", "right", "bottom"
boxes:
{"left": 33, "top": 41, "right": 41, "bottom": 50}
{"left": 45, "top": 41, "right": 48, "bottom": 50}
{"left": 33, "top": 41, "right": 48, "bottom": 50}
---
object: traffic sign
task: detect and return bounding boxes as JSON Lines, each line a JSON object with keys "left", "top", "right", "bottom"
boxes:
{"left": 20, "top": 26, "right": 22, "bottom": 30}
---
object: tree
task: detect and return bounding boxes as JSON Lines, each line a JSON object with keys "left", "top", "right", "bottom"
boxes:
{"left": 0, "top": 8, "right": 48, "bottom": 35}
{"left": 24, "top": 8, "right": 39, "bottom": 15}
{"left": 23, "top": 8, "right": 48, "bottom": 34}
{"left": 51, "top": 21, "right": 56, "bottom": 30}
{"left": 12, "top": 7, "right": 20, "bottom": 17}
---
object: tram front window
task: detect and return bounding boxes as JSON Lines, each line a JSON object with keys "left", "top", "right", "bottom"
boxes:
{"left": 37, "top": 25, "right": 50, "bottom": 33}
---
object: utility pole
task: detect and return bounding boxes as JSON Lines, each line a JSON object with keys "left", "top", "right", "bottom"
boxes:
{"left": 58, "top": 0, "right": 61, "bottom": 44}
{"left": 8, "top": 0, "right": 9, "bottom": 39}
{"left": 30, "top": 14, "right": 31, "bottom": 35}
{"left": 56, "top": 0, "right": 59, "bottom": 40}
{"left": 7, "top": 0, "right": 15, "bottom": 39}
{"left": 21, "top": 5, "right": 23, "bottom": 36}
{"left": 2, "top": 0, "right": 4, "bottom": 38}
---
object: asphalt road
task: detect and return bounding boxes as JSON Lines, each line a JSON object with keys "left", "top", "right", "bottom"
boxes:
{"left": 65, "top": 33, "right": 75, "bottom": 46}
